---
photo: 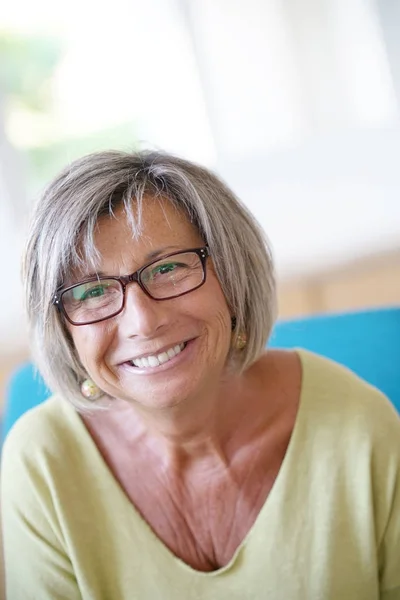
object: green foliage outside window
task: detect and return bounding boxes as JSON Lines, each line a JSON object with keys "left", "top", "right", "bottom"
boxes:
{"left": 0, "top": 31, "right": 137, "bottom": 195}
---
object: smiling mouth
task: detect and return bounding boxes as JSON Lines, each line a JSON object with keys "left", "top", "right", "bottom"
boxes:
{"left": 128, "top": 342, "right": 187, "bottom": 369}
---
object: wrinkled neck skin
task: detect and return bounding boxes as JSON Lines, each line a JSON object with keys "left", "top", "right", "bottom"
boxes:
{"left": 102, "top": 361, "right": 265, "bottom": 477}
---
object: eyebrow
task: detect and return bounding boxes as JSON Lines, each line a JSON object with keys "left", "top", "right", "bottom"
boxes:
{"left": 72, "top": 246, "right": 183, "bottom": 282}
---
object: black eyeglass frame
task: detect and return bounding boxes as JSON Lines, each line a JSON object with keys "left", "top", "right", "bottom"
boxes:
{"left": 53, "top": 246, "right": 210, "bottom": 326}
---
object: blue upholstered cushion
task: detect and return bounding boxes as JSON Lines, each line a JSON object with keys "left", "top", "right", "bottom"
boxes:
{"left": 2, "top": 363, "right": 51, "bottom": 443}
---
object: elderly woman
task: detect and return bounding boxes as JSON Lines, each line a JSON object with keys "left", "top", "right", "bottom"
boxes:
{"left": 1, "top": 150, "right": 399, "bottom": 600}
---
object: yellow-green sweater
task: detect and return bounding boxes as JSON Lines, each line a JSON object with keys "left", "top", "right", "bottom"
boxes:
{"left": 2, "top": 350, "right": 400, "bottom": 599}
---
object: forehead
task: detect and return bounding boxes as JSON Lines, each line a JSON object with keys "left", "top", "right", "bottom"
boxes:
{"left": 96, "top": 196, "right": 201, "bottom": 253}
{"left": 72, "top": 196, "right": 203, "bottom": 281}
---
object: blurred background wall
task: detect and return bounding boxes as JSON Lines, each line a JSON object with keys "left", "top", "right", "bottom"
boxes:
{"left": 0, "top": 0, "right": 399, "bottom": 400}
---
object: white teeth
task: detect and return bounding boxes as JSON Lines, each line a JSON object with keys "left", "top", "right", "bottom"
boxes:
{"left": 131, "top": 343, "right": 185, "bottom": 369}
{"left": 147, "top": 356, "right": 159, "bottom": 367}
{"left": 158, "top": 352, "right": 170, "bottom": 364}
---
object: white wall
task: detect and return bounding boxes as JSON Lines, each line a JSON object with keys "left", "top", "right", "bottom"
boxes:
{"left": 0, "top": 205, "right": 26, "bottom": 356}
{"left": 0, "top": 103, "right": 28, "bottom": 357}
{"left": 183, "top": 0, "right": 397, "bottom": 154}
{"left": 182, "top": 0, "right": 400, "bottom": 276}
{"left": 220, "top": 126, "right": 400, "bottom": 277}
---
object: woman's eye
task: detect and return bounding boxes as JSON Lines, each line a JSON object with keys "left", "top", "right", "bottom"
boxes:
{"left": 159, "top": 263, "right": 178, "bottom": 274}
{"left": 74, "top": 285, "right": 107, "bottom": 301}
{"left": 152, "top": 262, "right": 180, "bottom": 276}
{"left": 84, "top": 286, "right": 106, "bottom": 299}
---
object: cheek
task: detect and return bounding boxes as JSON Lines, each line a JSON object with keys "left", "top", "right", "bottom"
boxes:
{"left": 208, "top": 278, "right": 231, "bottom": 325}
{"left": 216, "top": 310, "right": 233, "bottom": 355}
{"left": 70, "top": 324, "right": 113, "bottom": 369}
{"left": 202, "top": 286, "right": 232, "bottom": 346}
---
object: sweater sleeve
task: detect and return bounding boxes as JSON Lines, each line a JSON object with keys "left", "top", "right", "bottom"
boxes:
{"left": 379, "top": 466, "right": 400, "bottom": 600}
{"left": 375, "top": 400, "right": 400, "bottom": 600}
{"left": 1, "top": 416, "right": 81, "bottom": 600}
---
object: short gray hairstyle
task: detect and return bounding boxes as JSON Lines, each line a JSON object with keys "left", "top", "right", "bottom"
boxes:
{"left": 23, "top": 150, "right": 276, "bottom": 410}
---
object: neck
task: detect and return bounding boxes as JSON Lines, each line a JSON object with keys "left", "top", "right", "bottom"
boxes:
{"left": 130, "top": 373, "right": 254, "bottom": 472}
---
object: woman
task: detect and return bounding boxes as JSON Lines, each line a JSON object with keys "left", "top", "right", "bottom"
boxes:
{"left": 1, "top": 150, "right": 399, "bottom": 599}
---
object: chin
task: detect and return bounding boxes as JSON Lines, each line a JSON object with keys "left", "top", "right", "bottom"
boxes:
{"left": 125, "top": 390, "right": 190, "bottom": 412}
{"left": 115, "top": 378, "right": 195, "bottom": 411}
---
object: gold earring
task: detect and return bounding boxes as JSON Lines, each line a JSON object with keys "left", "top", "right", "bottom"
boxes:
{"left": 231, "top": 317, "right": 246, "bottom": 350}
{"left": 80, "top": 378, "right": 102, "bottom": 401}
{"left": 235, "top": 333, "right": 247, "bottom": 350}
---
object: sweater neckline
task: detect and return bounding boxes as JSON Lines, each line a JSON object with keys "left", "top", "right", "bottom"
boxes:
{"left": 65, "top": 349, "right": 311, "bottom": 576}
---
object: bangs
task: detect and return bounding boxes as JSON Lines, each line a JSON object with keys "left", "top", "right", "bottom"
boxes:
{"left": 59, "top": 183, "right": 153, "bottom": 285}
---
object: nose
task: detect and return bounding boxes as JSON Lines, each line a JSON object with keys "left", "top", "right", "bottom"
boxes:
{"left": 118, "top": 281, "right": 168, "bottom": 338}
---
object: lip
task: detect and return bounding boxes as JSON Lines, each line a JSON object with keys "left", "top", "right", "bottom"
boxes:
{"left": 119, "top": 338, "right": 196, "bottom": 375}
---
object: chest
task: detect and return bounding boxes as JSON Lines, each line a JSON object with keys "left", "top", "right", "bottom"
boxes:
{"left": 67, "top": 450, "right": 380, "bottom": 599}
{"left": 83, "top": 418, "right": 292, "bottom": 572}
{"left": 137, "top": 459, "right": 286, "bottom": 570}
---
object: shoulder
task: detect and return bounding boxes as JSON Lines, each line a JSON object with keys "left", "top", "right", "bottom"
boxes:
{"left": 1, "top": 396, "right": 86, "bottom": 497}
{"left": 2, "top": 396, "right": 80, "bottom": 459}
{"left": 258, "top": 348, "right": 400, "bottom": 453}
{"left": 1, "top": 396, "right": 99, "bottom": 537}
{"left": 292, "top": 351, "right": 400, "bottom": 590}
{"left": 297, "top": 349, "right": 400, "bottom": 431}
{"left": 294, "top": 351, "right": 400, "bottom": 501}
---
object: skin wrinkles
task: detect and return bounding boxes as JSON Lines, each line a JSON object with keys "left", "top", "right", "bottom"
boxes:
{"left": 68, "top": 195, "right": 301, "bottom": 572}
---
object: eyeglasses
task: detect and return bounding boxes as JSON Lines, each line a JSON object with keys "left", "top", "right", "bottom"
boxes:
{"left": 53, "top": 246, "right": 210, "bottom": 326}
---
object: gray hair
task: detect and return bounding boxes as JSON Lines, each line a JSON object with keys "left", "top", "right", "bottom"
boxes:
{"left": 23, "top": 150, "right": 276, "bottom": 410}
